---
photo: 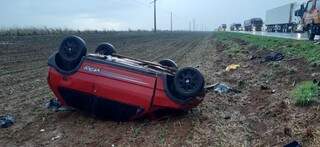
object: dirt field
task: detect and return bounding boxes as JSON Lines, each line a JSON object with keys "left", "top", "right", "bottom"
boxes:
{"left": 0, "top": 32, "right": 320, "bottom": 146}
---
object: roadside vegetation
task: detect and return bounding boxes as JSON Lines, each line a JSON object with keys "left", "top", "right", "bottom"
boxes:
{"left": 291, "top": 81, "right": 320, "bottom": 106}
{"left": 215, "top": 32, "right": 320, "bottom": 65}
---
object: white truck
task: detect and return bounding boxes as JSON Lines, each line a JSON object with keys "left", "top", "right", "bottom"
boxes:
{"left": 265, "top": 3, "right": 302, "bottom": 32}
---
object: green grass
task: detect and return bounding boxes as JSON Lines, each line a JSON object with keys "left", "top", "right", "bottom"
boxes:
{"left": 214, "top": 32, "right": 320, "bottom": 65}
{"left": 291, "top": 81, "right": 320, "bottom": 106}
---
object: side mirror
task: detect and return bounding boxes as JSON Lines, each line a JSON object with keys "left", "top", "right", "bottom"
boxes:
{"left": 295, "top": 5, "right": 305, "bottom": 17}
{"left": 300, "top": 4, "right": 305, "bottom": 11}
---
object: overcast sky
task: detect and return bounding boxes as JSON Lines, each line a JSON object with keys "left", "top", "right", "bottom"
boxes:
{"left": 0, "top": 0, "right": 303, "bottom": 31}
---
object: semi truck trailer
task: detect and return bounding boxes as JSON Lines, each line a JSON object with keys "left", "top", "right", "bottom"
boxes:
{"left": 244, "top": 18, "right": 263, "bottom": 31}
{"left": 265, "top": 3, "right": 301, "bottom": 33}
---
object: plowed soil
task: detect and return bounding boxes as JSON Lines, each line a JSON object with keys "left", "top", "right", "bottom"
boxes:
{"left": 0, "top": 32, "right": 319, "bottom": 146}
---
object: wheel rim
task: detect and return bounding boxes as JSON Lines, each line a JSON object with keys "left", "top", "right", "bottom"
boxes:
{"left": 60, "top": 39, "right": 81, "bottom": 60}
{"left": 177, "top": 70, "right": 199, "bottom": 92}
{"left": 95, "top": 43, "right": 115, "bottom": 55}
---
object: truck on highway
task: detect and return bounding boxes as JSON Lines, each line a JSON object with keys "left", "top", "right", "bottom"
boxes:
{"left": 265, "top": 3, "right": 301, "bottom": 33}
{"left": 244, "top": 18, "right": 263, "bottom": 31}
{"left": 218, "top": 24, "right": 227, "bottom": 31}
{"left": 295, "top": 0, "right": 320, "bottom": 40}
{"left": 230, "top": 23, "right": 242, "bottom": 31}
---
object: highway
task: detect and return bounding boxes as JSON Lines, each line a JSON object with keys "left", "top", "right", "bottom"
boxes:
{"left": 235, "top": 31, "right": 315, "bottom": 40}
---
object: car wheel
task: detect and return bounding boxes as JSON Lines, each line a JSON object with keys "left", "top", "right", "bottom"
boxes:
{"left": 95, "top": 43, "right": 116, "bottom": 56}
{"left": 58, "top": 36, "right": 87, "bottom": 71}
{"left": 159, "top": 59, "right": 178, "bottom": 69}
{"left": 173, "top": 67, "right": 204, "bottom": 98}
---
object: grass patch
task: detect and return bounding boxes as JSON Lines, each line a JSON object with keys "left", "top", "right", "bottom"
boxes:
{"left": 214, "top": 32, "right": 320, "bottom": 64}
{"left": 291, "top": 81, "right": 320, "bottom": 106}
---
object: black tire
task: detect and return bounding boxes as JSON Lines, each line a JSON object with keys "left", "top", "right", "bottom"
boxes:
{"left": 308, "top": 27, "right": 315, "bottom": 41}
{"left": 95, "top": 43, "right": 116, "bottom": 56}
{"left": 173, "top": 67, "right": 204, "bottom": 98}
{"left": 57, "top": 36, "right": 87, "bottom": 71}
{"left": 159, "top": 59, "right": 178, "bottom": 69}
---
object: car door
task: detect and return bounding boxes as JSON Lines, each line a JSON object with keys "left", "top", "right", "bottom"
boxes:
{"left": 81, "top": 60, "right": 157, "bottom": 115}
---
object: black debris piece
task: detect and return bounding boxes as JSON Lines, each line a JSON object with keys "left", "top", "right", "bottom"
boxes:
{"left": 46, "top": 98, "right": 75, "bottom": 112}
{"left": 284, "top": 141, "right": 302, "bottom": 147}
{"left": 0, "top": 115, "right": 15, "bottom": 128}
{"left": 46, "top": 99, "right": 61, "bottom": 110}
{"left": 263, "top": 52, "right": 284, "bottom": 62}
{"left": 313, "top": 79, "right": 320, "bottom": 86}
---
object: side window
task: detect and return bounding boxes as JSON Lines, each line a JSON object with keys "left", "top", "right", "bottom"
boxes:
{"left": 306, "top": 1, "right": 313, "bottom": 11}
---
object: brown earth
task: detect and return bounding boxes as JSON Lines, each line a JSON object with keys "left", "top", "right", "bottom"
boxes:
{"left": 0, "top": 32, "right": 319, "bottom": 146}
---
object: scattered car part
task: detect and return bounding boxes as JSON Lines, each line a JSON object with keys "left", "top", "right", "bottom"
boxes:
{"left": 226, "top": 64, "right": 240, "bottom": 72}
{"left": 46, "top": 99, "right": 75, "bottom": 112}
{"left": 47, "top": 36, "right": 206, "bottom": 121}
{"left": 313, "top": 79, "right": 320, "bottom": 86}
{"left": 159, "top": 59, "right": 178, "bottom": 69}
{"left": 206, "top": 83, "right": 241, "bottom": 94}
{"left": 46, "top": 99, "right": 61, "bottom": 110}
{"left": 263, "top": 52, "right": 284, "bottom": 62}
{"left": 95, "top": 43, "right": 116, "bottom": 56}
{"left": 213, "top": 83, "right": 232, "bottom": 94}
{"left": 0, "top": 115, "right": 15, "bottom": 128}
{"left": 284, "top": 141, "right": 301, "bottom": 147}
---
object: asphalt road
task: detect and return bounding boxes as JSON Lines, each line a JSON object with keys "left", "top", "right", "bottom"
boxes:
{"left": 236, "top": 31, "right": 312, "bottom": 40}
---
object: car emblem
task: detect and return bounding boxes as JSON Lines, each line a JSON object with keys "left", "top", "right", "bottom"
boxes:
{"left": 83, "top": 65, "right": 101, "bottom": 73}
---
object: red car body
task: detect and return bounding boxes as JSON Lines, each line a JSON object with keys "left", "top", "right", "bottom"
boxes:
{"left": 48, "top": 53, "right": 204, "bottom": 121}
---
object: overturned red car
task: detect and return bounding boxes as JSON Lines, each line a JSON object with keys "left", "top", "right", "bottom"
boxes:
{"left": 47, "top": 36, "right": 205, "bottom": 121}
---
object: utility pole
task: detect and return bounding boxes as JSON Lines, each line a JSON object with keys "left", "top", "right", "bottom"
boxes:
{"left": 170, "top": 12, "right": 173, "bottom": 32}
{"left": 193, "top": 19, "right": 196, "bottom": 31}
{"left": 152, "top": 0, "right": 157, "bottom": 32}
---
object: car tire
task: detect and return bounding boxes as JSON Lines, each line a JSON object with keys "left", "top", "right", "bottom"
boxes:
{"left": 57, "top": 36, "right": 87, "bottom": 71}
{"left": 173, "top": 67, "right": 204, "bottom": 98}
{"left": 95, "top": 43, "right": 116, "bottom": 56}
{"left": 159, "top": 59, "right": 178, "bottom": 69}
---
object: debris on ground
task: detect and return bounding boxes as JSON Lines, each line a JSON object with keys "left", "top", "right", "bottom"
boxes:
{"left": 313, "top": 41, "right": 320, "bottom": 45}
{"left": 46, "top": 99, "right": 75, "bottom": 112}
{"left": 0, "top": 115, "right": 15, "bottom": 128}
{"left": 262, "top": 52, "right": 284, "bottom": 63}
{"left": 225, "top": 64, "right": 240, "bottom": 71}
{"left": 46, "top": 99, "right": 61, "bottom": 110}
{"left": 249, "top": 55, "right": 259, "bottom": 60}
{"left": 260, "top": 85, "right": 270, "bottom": 90}
{"left": 284, "top": 141, "right": 302, "bottom": 147}
{"left": 51, "top": 135, "right": 61, "bottom": 141}
{"left": 206, "top": 83, "right": 241, "bottom": 94}
{"left": 313, "top": 79, "right": 320, "bottom": 86}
